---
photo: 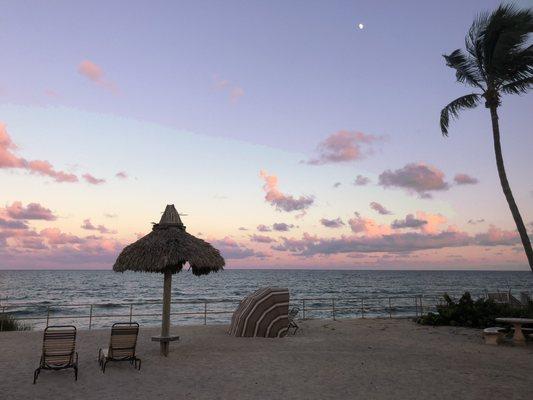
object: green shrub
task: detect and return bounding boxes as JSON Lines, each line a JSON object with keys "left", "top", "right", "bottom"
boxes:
{"left": 0, "top": 313, "right": 31, "bottom": 331}
{"left": 417, "top": 292, "right": 533, "bottom": 329}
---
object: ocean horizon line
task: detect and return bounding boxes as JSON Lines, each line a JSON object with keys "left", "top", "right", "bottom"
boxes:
{"left": 1, "top": 267, "right": 530, "bottom": 272}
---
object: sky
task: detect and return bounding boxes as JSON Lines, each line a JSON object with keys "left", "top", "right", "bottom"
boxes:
{"left": 1, "top": 0, "right": 532, "bottom": 270}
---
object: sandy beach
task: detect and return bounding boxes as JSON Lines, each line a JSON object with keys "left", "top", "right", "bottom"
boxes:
{"left": 1, "top": 318, "right": 532, "bottom": 400}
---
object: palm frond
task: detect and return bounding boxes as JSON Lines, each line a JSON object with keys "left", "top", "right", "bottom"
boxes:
{"left": 482, "top": 4, "right": 533, "bottom": 82}
{"left": 466, "top": 10, "right": 490, "bottom": 81}
{"left": 443, "top": 49, "right": 484, "bottom": 88}
{"left": 501, "top": 76, "right": 533, "bottom": 95}
{"left": 497, "top": 44, "right": 533, "bottom": 85}
{"left": 440, "top": 94, "right": 481, "bottom": 136}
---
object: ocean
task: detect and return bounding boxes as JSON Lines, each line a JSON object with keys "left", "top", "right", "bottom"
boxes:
{"left": 1, "top": 269, "right": 532, "bottom": 329}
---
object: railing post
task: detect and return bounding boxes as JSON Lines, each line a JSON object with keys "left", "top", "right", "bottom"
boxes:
{"left": 361, "top": 298, "right": 365, "bottom": 319}
{"left": 46, "top": 306, "right": 50, "bottom": 327}
{"left": 388, "top": 297, "right": 392, "bottom": 319}
{"left": 419, "top": 296, "right": 423, "bottom": 316}
{"left": 89, "top": 305, "right": 93, "bottom": 330}
{"left": 414, "top": 296, "right": 418, "bottom": 317}
{"left": 302, "top": 299, "right": 306, "bottom": 320}
{"left": 0, "top": 306, "right": 5, "bottom": 331}
{"left": 129, "top": 304, "right": 133, "bottom": 322}
{"left": 204, "top": 302, "right": 207, "bottom": 325}
{"left": 332, "top": 298, "right": 336, "bottom": 321}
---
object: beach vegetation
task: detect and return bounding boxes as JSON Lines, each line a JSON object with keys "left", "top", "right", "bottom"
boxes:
{"left": 417, "top": 292, "right": 533, "bottom": 329}
{"left": 0, "top": 313, "right": 31, "bottom": 331}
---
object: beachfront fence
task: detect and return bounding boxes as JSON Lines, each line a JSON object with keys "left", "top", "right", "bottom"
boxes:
{"left": 0, "top": 295, "right": 440, "bottom": 330}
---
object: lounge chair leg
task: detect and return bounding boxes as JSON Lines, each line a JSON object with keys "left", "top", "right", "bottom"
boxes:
{"left": 33, "top": 368, "right": 40, "bottom": 384}
{"left": 74, "top": 366, "right": 78, "bottom": 381}
{"left": 102, "top": 360, "right": 107, "bottom": 373}
{"left": 137, "top": 358, "right": 141, "bottom": 371}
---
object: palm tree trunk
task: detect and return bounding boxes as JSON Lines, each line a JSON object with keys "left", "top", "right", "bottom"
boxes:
{"left": 489, "top": 105, "right": 533, "bottom": 271}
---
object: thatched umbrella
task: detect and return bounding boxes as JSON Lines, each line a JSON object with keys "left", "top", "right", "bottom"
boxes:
{"left": 113, "top": 204, "right": 225, "bottom": 356}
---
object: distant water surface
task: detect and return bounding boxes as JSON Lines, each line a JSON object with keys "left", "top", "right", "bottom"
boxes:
{"left": 1, "top": 270, "right": 532, "bottom": 329}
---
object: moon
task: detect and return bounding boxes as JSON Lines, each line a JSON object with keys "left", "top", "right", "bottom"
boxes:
{"left": 358, "top": 23, "right": 364, "bottom": 30}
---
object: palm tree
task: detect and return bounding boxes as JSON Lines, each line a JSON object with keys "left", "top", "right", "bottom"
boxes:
{"left": 440, "top": 4, "right": 533, "bottom": 272}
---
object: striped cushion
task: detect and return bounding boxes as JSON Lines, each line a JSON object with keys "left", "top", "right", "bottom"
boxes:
{"left": 107, "top": 324, "right": 138, "bottom": 359}
{"left": 42, "top": 327, "right": 76, "bottom": 367}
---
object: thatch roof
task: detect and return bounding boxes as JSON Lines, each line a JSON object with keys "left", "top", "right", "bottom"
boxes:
{"left": 113, "top": 205, "right": 225, "bottom": 276}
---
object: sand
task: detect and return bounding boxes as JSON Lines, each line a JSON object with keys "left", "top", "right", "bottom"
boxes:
{"left": 1, "top": 318, "right": 532, "bottom": 400}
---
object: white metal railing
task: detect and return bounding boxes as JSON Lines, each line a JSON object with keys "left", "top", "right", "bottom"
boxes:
{"left": 0, "top": 295, "right": 440, "bottom": 330}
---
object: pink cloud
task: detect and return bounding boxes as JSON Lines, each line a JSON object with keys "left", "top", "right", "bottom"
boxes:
{"left": 474, "top": 225, "right": 520, "bottom": 246}
{"left": 210, "top": 236, "right": 266, "bottom": 259}
{"left": 213, "top": 75, "right": 244, "bottom": 103}
{"left": 259, "top": 170, "right": 314, "bottom": 213}
{"left": 0, "top": 123, "right": 24, "bottom": 168}
{"left": 44, "top": 89, "right": 60, "bottom": 98}
{"left": 230, "top": 86, "right": 245, "bottom": 102}
{"left": 454, "top": 173, "right": 479, "bottom": 185}
{"left": 115, "top": 171, "right": 128, "bottom": 179}
{"left": 213, "top": 76, "right": 230, "bottom": 90}
{"left": 39, "top": 227, "right": 84, "bottom": 245}
{"left": 257, "top": 224, "right": 271, "bottom": 232}
{"left": 0, "top": 230, "right": 125, "bottom": 269}
{"left": 416, "top": 211, "right": 447, "bottom": 234}
{"left": 378, "top": 163, "right": 449, "bottom": 198}
{"left": 0, "top": 123, "right": 78, "bottom": 183}
{"left": 3, "top": 202, "right": 57, "bottom": 221}
{"left": 82, "top": 173, "right": 106, "bottom": 185}
{"left": 78, "top": 60, "right": 103, "bottom": 81}
{"left": 271, "top": 233, "right": 319, "bottom": 252}
{"left": 81, "top": 219, "right": 116, "bottom": 234}
{"left": 370, "top": 201, "right": 392, "bottom": 215}
{"left": 0, "top": 214, "right": 129, "bottom": 268}
{"left": 27, "top": 160, "right": 78, "bottom": 182}
{"left": 348, "top": 213, "right": 391, "bottom": 236}
{"left": 78, "top": 60, "right": 118, "bottom": 93}
{"left": 306, "top": 131, "right": 382, "bottom": 165}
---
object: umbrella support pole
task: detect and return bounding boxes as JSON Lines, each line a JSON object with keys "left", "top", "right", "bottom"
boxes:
{"left": 151, "top": 270, "right": 180, "bottom": 354}
{"left": 161, "top": 271, "right": 172, "bottom": 356}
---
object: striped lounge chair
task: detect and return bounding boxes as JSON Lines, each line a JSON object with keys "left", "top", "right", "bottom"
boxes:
{"left": 33, "top": 325, "right": 78, "bottom": 384}
{"left": 98, "top": 322, "right": 141, "bottom": 372}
